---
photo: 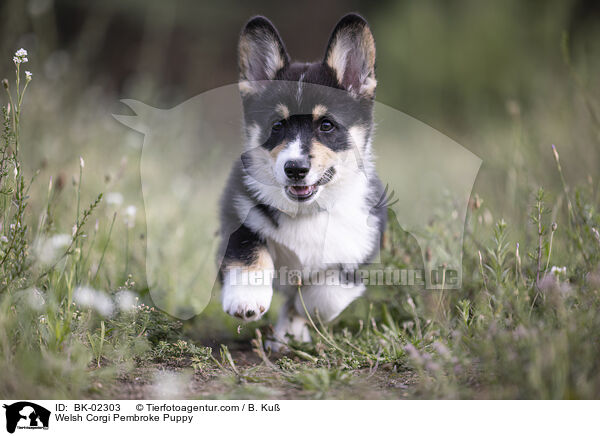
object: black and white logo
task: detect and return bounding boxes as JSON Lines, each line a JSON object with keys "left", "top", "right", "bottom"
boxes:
{"left": 3, "top": 402, "right": 50, "bottom": 433}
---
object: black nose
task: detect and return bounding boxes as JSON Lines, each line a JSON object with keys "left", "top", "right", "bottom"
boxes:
{"left": 284, "top": 160, "right": 310, "bottom": 181}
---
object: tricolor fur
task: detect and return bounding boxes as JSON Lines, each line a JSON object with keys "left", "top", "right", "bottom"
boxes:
{"left": 219, "top": 13, "right": 386, "bottom": 350}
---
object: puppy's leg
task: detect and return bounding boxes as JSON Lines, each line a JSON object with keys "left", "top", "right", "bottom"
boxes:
{"left": 293, "top": 281, "right": 366, "bottom": 323}
{"left": 266, "top": 298, "right": 311, "bottom": 352}
{"left": 220, "top": 225, "right": 274, "bottom": 322}
{"left": 266, "top": 281, "right": 365, "bottom": 352}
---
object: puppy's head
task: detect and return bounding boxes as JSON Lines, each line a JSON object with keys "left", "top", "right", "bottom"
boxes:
{"left": 238, "top": 14, "right": 376, "bottom": 209}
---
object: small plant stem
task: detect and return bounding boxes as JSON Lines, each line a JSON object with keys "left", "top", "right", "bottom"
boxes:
{"left": 81, "top": 224, "right": 98, "bottom": 280}
{"left": 529, "top": 292, "right": 540, "bottom": 320}
{"left": 250, "top": 329, "right": 281, "bottom": 371}
{"left": 37, "top": 193, "right": 103, "bottom": 281}
{"left": 515, "top": 242, "right": 525, "bottom": 287}
{"left": 552, "top": 145, "right": 589, "bottom": 264}
{"left": 543, "top": 228, "right": 555, "bottom": 276}
{"left": 76, "top": 161, "right": 82, "bottom": 226}
{"left": 478, "top": 250, "right": 489, "bottom": 293}
{"left": 124, "top": 225, "right": 129, "bottom": 278}
{"left": 314, "top": 309, "right": 343, "bottom": 350}
{"left": 297, "top": 286, "right": 346, "bottom": 354}
{"left": 433, "top": 266, "right": 447, "bottom": 323}
{"left": 536, "top": 198, "right": 543, "bottom": 287}
{"left": 12, "top": 63, "right": 20, "bottom": 156}
{"left": 98, "top": 320, "right": 105, "bottom": 367}
{"left": 93, "top": 212, "right": 116, "bottom": 283}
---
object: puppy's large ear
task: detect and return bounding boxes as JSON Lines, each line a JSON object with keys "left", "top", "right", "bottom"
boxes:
{"left": 324, "top": 14, "right": 376, "bottom": 98}
{"left": 238, "top": 16, "right": 289, "bottom": 94}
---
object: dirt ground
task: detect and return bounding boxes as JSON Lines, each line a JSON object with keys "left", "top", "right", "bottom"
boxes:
{"left": 101, "top": 344, "right": 419, "bottom": 400}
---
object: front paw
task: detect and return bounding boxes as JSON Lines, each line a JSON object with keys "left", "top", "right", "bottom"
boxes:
{"left": 221, "top": 283, "right": 273, "bottom": 322}
{"left": 266, "top": 310, "right": 311, "bottom": 352}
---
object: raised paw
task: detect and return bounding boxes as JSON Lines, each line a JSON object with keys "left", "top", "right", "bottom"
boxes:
{"left": 221, "top": 283, "right": 273, "bottom": 322}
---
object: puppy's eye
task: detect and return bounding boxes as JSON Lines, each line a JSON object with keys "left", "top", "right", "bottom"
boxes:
{"left": 272, "top": 120, "right": 284, "bottom": 132}
{"left": 320, "top": 119, "right": 334, "bottom": 132}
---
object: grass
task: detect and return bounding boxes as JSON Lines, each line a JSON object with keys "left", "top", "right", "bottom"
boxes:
{"left": 0, "top": 34, "right": 599, "bottom": 400}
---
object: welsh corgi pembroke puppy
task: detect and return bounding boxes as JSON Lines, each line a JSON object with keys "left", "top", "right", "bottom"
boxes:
{"left": 218, "top": 13, "right": 387, "bottom": 350}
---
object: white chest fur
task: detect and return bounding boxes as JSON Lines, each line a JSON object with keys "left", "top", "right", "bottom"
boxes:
{"left": 265, "top": 194, "right": 377, "bottom": 271}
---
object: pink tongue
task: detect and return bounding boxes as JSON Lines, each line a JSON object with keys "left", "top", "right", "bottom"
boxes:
{"left": 292, "top": 186, "right": 312, "bottom": 195}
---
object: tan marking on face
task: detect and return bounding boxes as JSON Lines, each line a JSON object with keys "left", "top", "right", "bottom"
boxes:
{"left": 310, "top": 140, "right": 338, "bottom": 170}
{"left": 312, "top": 104, "right": 328, "bottom": 120}
{"left": 275, "top": 104, "right": 290, "bottom": 119}
{"left": 269, "top": 141, "right": 287, "bottom": 160}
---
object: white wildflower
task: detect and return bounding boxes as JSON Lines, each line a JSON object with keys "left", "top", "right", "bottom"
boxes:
{"left": 115, "top": 290, "right": 137, "bottom": 312}
{"left": 36, "top": 233, "right": 71, "bottom": 264}
{"left": 0, "top": 235, "right": 8, "bottom": 243}
{"left": 73, "top": 286, "right": 114, "bottom": 317}
{"left": 49, "top": 233, "right": 71, "bottom": 248}
{"left": 124, "top": 205, "right": 137, "bottom": 228}
{"left": 106, "top": 192, "right": 124, "bottom": 206}
{"left": 13, "top": 48, "right": 28, "bottom": 64}
{"left": 25, "top": 71, "right": 32, "bottom": 81}
{"left": 79, "top": 156, "right": 85, "bottom": 169}
{"left": 550, "top": 266, "right": 567, "bottom": 277}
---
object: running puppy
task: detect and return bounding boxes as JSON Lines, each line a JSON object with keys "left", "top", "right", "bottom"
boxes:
{"left": 219, "top": 13, "right": 386, "bottom": 350}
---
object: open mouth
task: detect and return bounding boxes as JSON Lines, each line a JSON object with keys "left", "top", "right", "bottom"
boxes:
{"left": 285, "top": 167, "right": 336, "bottom": 202}
{"left": 286, "top": 184, "right": 318, "bottom": 201}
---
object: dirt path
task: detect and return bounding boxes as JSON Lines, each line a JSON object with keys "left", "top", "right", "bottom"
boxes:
{"left": 101, "top": 346, "right": 418, "bottom": 400}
